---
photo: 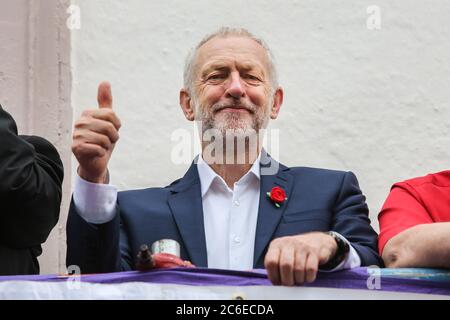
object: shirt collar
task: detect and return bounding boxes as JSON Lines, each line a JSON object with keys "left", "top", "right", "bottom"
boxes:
{"left": 196, "top": 153, "right": 261, "bottom": 197}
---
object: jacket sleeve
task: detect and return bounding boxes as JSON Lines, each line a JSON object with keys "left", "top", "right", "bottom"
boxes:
{"left": 0, "top": 105, "right": 64, "bottom": 248}
{"left": 66, "top": 198, "right": 133, "bottom": 274}
{"left": 332, "top": 171, "right": 383, "bottom": 267}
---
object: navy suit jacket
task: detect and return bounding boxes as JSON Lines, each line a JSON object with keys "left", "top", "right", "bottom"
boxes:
{"left": 66, "top": 153, "right": 381, "bottom": 273}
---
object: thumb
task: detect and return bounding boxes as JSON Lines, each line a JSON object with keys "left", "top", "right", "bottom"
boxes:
{"left": 97, "top": 81, "right": 112, "bottom": 109}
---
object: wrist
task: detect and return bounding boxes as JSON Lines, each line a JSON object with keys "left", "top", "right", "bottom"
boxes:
{"left": 321, "top": 231, "right": 350, "bottom": 270}
{"left": 324, "top": 233, "right": 338, "bottom": 257}
{"left": 78, "top": 167, "right": 109, "bottom": 184}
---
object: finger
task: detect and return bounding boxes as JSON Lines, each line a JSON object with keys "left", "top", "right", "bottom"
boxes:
{"left": 294, "top": 250, "right": 307, "bottom": 285}
{"left": 305, "top": 254, "right": 319, "bottom": 283}
{"left": 73, "top": 130, "right": 112, "bottom": 151}
{"left": 83, "top": 108, "right": 121, "bottom": 130}
{"left": 98, "top": 81, "right": 112, "bottom": 109}
{"left": 72, "top": 142, "right": 106, "bottom": 159}
{"left": 279, "top": 247, "right": 295, "bottom": 286}
{"left": 264, "top": 245, "right": 281, "bottom": 285}
{"left": 74, "top": 117, "right": 119, "bottom": 144}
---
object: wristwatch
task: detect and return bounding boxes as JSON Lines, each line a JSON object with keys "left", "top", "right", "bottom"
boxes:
{"left": 320, "top": 231, "right": 350, "bottom": 270}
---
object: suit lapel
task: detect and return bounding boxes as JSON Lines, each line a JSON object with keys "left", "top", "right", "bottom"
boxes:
{"left": 167, "top": 161, "right": 208, "bottom": 267}
{"left": 253, "top": 152, "right": 294, "bottom": 267}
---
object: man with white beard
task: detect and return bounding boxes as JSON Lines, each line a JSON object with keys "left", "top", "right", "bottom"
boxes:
{"left": 67, "top": 27, "right": 381, "bottom": 286}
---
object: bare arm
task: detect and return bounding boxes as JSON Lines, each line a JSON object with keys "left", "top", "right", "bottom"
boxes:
{"left": 382, "top": 222, "right": 450, "bottom": 268}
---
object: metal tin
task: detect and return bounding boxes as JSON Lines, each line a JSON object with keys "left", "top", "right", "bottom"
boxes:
{"left": 151, "top": 239, "right": 180, "bottom": 257}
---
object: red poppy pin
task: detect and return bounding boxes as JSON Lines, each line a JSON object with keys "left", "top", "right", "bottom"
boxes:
{"left": 266, "top": 186, "right": 288, "bottom": 208}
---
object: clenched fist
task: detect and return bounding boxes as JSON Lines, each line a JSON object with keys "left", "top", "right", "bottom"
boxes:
{"left": 264, "top": 232, "right": 338, "bottom": 286}
{"left": 72, "top": 82, "right": 121, "bottom": 183}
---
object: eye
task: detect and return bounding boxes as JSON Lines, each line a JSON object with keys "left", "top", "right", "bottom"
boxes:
{"left": 207, "top": 73, "right": 227, "bottom": 81}
{"left": 243, "top": 74, "right": 262, "bottom": 83}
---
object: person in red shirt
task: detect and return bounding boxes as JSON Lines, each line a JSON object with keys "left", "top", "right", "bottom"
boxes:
{"left": 378, "top": 171, "right": 450, "bottom": 268}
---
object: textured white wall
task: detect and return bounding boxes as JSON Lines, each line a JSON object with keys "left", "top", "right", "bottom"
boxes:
{"left": 71, "top": 0, "right": 450, "bottom": 233}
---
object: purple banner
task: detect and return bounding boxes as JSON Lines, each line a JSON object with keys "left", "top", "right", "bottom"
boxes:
{"left": 1, "top": 267, "right": 449, "bottom": 296}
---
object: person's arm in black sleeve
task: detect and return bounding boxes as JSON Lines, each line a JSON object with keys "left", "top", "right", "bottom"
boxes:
{"left": 332, "top": 171, "right": 383, "bottom": 267}
{"left": 66, "top": 201, "right": 134, "bottom": 273}
{"left": 0, "top": 105, "right": 64, "bottom": 248}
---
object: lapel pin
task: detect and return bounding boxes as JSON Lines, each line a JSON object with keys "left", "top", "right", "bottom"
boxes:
{"left": 266, "top": 186, "right": 288, "bottom": 208}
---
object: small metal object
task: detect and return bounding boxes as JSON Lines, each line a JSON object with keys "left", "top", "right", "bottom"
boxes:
{"left": 151, "top": 239, "right": 180, "bottom": 257}
{"left": 136, "top": 244, "right": 154, "bottom": 271}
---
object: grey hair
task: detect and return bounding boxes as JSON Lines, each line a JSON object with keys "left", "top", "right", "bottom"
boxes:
{"left": 183, "top": 27, "right": 279, "bottom": 95}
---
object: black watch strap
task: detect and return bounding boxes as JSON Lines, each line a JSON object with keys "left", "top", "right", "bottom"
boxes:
{"left": 320, "top": 231, "right": 350, "bottom": 270}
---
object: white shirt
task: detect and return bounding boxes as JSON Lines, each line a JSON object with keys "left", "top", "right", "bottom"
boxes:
{"left": 73, "top": 156, "right": 361, "bottom": 271}
{"left": 196, "top": 154, "right": 260, "bottom": 270}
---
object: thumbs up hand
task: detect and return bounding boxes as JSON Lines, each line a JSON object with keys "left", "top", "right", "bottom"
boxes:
{"left": 72, "top": 82, "right": 121, "bottom": 183}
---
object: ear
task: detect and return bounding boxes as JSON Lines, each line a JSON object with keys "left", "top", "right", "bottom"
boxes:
{"left": 270, "top": 87, "right": 283, "bottom": 119}
{"left": 180, "top": 89, "right": 195, "bottom": 121}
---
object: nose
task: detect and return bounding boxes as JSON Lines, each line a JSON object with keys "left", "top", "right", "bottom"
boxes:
{"left": 225, "top": 72, "right": 245, "bottom": 99}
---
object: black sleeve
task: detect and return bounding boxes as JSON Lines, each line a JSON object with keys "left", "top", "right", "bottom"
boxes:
{"left": 0, "top": 105, "right": 64, "bottom": 248}
{"left": 66, "top": 199, "right": 132, "bottom": 274}
{"left": 332, "top": 171, "right": 383, "bottom": 267}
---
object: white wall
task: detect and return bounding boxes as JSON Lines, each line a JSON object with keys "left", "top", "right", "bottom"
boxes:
{"left": 72, "top": 0, "right": 450, "bottom": 233}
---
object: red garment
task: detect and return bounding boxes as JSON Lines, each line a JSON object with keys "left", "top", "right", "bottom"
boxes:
{"left": 378, "top": 170, "right": 450, "bottom": 255}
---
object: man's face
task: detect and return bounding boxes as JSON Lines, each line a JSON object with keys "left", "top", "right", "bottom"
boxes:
{"left": 191, "top": 36, "right": 274, "bottom": 136}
